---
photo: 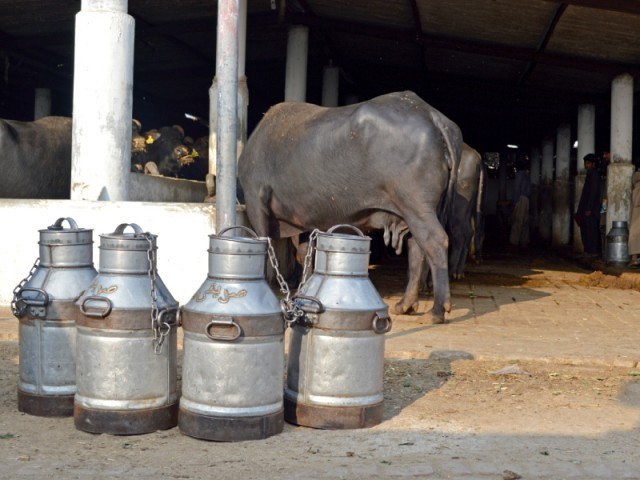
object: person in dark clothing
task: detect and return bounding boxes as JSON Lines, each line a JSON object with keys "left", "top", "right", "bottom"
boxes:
{"left": 576, "top": 153, "right": 602, "bottom": 256}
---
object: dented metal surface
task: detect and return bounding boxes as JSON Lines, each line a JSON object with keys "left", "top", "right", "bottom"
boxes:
{"left": 73, "top": 223, "right": 178, "bottom": 434}
{"left": 179, "top": 228, "right": 284, "bottom": 441}
{"left": 285, "top": 225, "right": 390, "bottom": 430}
{"left": 15, "top": 218, "right": 97, "bottom": 418}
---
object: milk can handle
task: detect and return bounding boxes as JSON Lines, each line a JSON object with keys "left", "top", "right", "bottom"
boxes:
{"left": 205, "top": 317, "right": 242, "bottom": 341}
{"left": 18, "top": 287, "right": 50, "bottom": 306}
{"left": 113, "top": 223, "right": 144, "bottom": 235}
{"left": 48, "top": 217, "right": 79, "bottom": 231}
{"left": 293, "top": 294, "right": 324, "bottom": 314}
{"left": 372, "top": 313, "right": 392, "bottom": 334}
{"left": 80, "top": 296, "right": 113, "bottom": 318}
{"left": 217, "top": 225, "right": 258, "bottom": 238}
{"left": 326, "top": 224, "right": 365, "bottom": 237}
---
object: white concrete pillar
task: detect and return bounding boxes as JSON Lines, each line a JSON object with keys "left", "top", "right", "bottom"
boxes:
{"left": 574, "top": 104, "right": 595, "bottom": 252}
{"left": 539, "top": 136, "right": 554, "bottom": 241}
{"left": 552, "top": 123, "right": 571, "bottom": 246}
{"left": 34, "top": 88, "right": 51, "bottom": 119}
{"left": 207, "top": 0, "right": 248, "bottom": 200}
{"left": 71, "top": 0, "right": 133, "bottom": 201}
{"left": 321, "top": 65, "right": 339, "bottom": 107}
{"left": 270, "top": 25, "right": 309, "bottom": 282}
{"left": 284, "top": 25, "right": 309, "bottom": 102}
{"left": 529, "top": 145, "right": 541, "bottom": 236}
{"left": 577, "top": 104, "right": 595, "bottom": 175}
{"left": 606, "top": 73, "right": 635, "bottom": 234}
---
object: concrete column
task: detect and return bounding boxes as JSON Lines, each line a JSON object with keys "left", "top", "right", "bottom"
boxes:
{"left": 496, "top": 154, "right": 510, "bottom": 242}
{"left": 606, "top": 73, "right": 635, "bottom": 234}
{"left": 574, "top": 104, "right": 595, "bottom": 252}
{"left": 269, "top": 24, "right": 310, "bottom": 283}
{"left": 284, "top": 25, "right": 308, "bottom": 102}
{"left": 552, "top": 123, "right": 571, "bottom": 246}
{"left": 71, "top": 0, "right": 133, "bottom": 201}
{"left": 34, "top": 88, "right": 51, "bottom": 119}
{"left": 207, "top": 0, "right": 247, "bottom": 200}
{"left": 529, "top": 145, "right": 541, "bottom": 237}
{"left": 214, "top": 0, "right": 240, "bottom": 232}
{"left": 539, "top": 136, "right": 554, "bottom": 241}
{"left": 321, "top": 65, "right": 339, "bottom": 107}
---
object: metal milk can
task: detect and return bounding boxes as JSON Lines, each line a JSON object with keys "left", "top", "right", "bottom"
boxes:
{"left": 606, "top": 220, "right": 630, "bottom": 266}
{"left": 13, "top": 217, "right": 97, "bottom": 417}
{"left": 179, "top": 226, "right": 285, "bottom": 441}
{"left": 74, "top": 223, "right": 179, "bottom": 435}
{"left": 285, "top": 225, "right": 392, "bottom": 429}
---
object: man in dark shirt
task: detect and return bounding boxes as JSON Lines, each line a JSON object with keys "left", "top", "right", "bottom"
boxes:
{"left": 576, "top": 153, "right": 602, "bottom": 256}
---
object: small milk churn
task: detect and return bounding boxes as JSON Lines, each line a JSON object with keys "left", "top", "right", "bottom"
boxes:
{"left": 179, "top": 226, "right": 285, "bottom": 441}
{"left": 74, "top": 223, "right": 179, "bottom": 434}
{"left": 13, "top": 217, "right": 96, "bottom": 417}
{"left": 606, "top": 221, "right": 630, "bottom": 266}
{"left": 285, "top": 225, "right": 392, "bottom": 429}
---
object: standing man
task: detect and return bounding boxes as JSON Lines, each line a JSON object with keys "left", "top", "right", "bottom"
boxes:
{"left": 576, "top": 153, "right": 602, "bottom": 257}
{"left": 509, "top": 157, "right": 531, "bottom": 249}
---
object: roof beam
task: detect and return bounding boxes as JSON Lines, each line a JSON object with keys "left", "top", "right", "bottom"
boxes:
{"left": 519, "top": 3, "right": 567, "bottom": 85}
{"left": 286, "top": 12, "right": 640, "bottom": 77}
{"left": 541, "top": 0, "right": 640, "bottom": 16}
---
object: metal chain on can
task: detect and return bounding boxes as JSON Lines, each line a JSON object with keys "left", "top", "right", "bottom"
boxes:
{"left": 296, "top": 229, "right": 320, "bottom": 294}
{"left": 265, "top": 229, "right": 320, "bottom": 326}
{"left": 11, "top": 258, "right": 40, "bottom": 317}
{"left": 265, "top": 237, "right": 300, "bottom": 326}
{"left": 144, "top": 233, "right": 170, "bottom": 353}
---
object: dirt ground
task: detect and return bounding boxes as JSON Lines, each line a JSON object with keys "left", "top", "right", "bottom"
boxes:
{"left": 1, "top": 253, "right": 640, "bottom": 479}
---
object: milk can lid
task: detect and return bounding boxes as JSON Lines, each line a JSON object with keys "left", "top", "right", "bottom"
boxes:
{"left": 38, "top": 217, "right": 93, "bottom": 245}
{"left": 208, "top": 225, "right": 267, "bottom": 255}
{"left": 99, "top": 223, "right": 157, "bottom": 251}
{"left": 316, "top": 224, "right": 371, "bottom": 253}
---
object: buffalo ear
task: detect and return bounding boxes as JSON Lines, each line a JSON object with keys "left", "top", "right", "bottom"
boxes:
{"left": 145, "top": 129, "right": 161, "bottom": 144}
{"left": 172, "top": 124, "right": 185, "bottom": 138}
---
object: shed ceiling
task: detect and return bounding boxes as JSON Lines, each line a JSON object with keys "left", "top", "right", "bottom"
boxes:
{"left": 1, "top": 0, "right": 639, "bottom": 153}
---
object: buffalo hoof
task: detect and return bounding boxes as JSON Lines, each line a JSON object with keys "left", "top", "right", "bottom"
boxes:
{"left": 394, "top": 299, "right": 419, "bottom": 315}
{"left": 430, "top": 311, "right": 446, "bottom": 324}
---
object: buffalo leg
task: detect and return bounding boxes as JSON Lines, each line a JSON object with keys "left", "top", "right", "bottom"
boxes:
{"left": 396, "top": 211, "right": 450, "bottom": 323}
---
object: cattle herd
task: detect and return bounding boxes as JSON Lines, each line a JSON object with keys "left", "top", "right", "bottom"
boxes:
{"left": 0, "top": 116, "right": 208, "bottom": 199}
{"left": 2, "top": 90, "right": 484, "bottom": 323}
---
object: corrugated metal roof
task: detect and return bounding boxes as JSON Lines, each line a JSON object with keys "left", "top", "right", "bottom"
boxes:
{"left": 0, "top": 0, "right": 638, "bottom": 152}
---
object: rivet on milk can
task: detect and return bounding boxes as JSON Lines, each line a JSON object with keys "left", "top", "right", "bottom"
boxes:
{"left": 606, "top": 221, "right": 630, "bottom": 267}
{"left": 285, "top": 224, "right": 392, "bottom": 429}
{"left": 13, "top": 217, "right": 97, "bottom": 417}
{"left": 74, "top": 223, "right": 179, "bottom": 435}
{"left": 179, "top": 226, "right": 285, "bottom": 441}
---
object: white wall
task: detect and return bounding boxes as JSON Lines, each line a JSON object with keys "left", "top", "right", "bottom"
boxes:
{"left": 1, "top": 199, "right": 247, "bottom": 307}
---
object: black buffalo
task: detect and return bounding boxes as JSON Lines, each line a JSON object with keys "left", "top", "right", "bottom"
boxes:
{"left": 0, "top": 116, "right": 73, "bottom": 199}
{"left": 238, "top": 91, "right": 463, "bottom": 322}
{"left": 447, "top": 143, "right": 484, "bottom": 279}
{"left": 0, "top": 116, "right": 196, "bottom": 200}
{"left": 131, "top": 123, "right": 194, "bottom": 177}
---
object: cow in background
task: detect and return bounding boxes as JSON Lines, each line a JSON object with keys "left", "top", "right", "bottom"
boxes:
{"left": 0, "top": 116, "right": 72, "bottom": 199}
{"left": 0, "top": 116, "right": 197, "bottom": 199}
{"left": 180, "top": 135, "right": 209, "bottom": 181}
{"left": 447, "top": 143, "right": 484, "bottom": 279}
{"left": 131, "top": 123, "right": 194, "bottom": 177}
{"left": 420, "top": 143, "right": 485, "bottom": 293}
{"left": 238, "top": 91, "right": 463, "bottom": 323}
